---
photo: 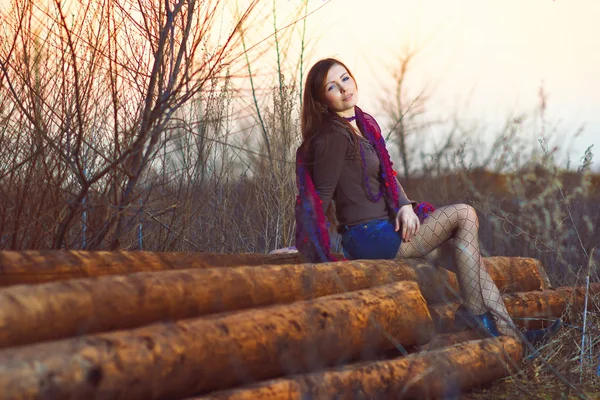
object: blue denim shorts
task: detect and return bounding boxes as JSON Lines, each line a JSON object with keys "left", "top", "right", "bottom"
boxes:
{"left": 341, "top": 218, "right": 402, "bottom": 260}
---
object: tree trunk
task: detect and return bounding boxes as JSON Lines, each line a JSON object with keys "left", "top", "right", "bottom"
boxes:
{"left": 0, "top": 250, "right": 302, "bottom": 286}
{"left": 191, "top": 336, "right": 522, "bottom": 400}
{"left": 428, "top": 282, "right": 600, "bottom": 332}
{"left": 0, "top": 281, "right": 434, "bottom": 400}
{"left": 0, "top": 257, "right": 551, "bottom": 348}
{"left": 415, "top": 256, "right": 550, "bottom": 305}
{"left": 414, "top": 330, "right": 484, "bottom": 352}
{"left": 0, "top": 250, "right": 549, "bottom": 295}
{"left": 483, "top": 256, "right": 551, "bottom": 291}
{"left": 0, "top": 260, "right": 418, "bottom": 348}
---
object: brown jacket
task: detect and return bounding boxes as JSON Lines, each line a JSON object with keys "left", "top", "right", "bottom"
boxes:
{"left": 304, "top": 117, "right": 415, "bottom": 229}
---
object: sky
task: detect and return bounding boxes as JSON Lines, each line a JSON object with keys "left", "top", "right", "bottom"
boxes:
{"left": 295, "top": 0, "right": 600, "bottom": 169}
{"left": 1, "top": 0, "right": 598, "bottom": 169}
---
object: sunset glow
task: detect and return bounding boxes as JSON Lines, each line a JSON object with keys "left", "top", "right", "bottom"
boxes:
{"left": 2, "top": 0, "right": 597, "bottom": 165}
{"left": 299, "top": 0, "right": 599, "bottom": 165}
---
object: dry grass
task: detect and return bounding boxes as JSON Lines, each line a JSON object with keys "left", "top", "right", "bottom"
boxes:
{"left": 462, "top": 308, "right": 600, "bottom": 399}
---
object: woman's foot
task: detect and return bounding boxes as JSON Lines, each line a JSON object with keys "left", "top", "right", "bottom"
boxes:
{"left": 454, "top": 305, "right": 502, "bottom": 337}
{"left": 477, "top": 311, "right": 502, "bottom": 337}
{"left": 523, "top": 318, "right": 563, "bottom": 345}
{"left": 454, "top": 304, "right": 563, "bottom": 344}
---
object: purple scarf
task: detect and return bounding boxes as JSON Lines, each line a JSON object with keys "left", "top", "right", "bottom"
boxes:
{"left": 295, "top": 107, "right": 435, "bottom": 263}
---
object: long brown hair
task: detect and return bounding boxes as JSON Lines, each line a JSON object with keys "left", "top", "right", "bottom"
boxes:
{"left": 300, "top": 59, "right": 358, "bottom": 233}
{"left": 300, "top": 58, "right": 357, "bottom": 145}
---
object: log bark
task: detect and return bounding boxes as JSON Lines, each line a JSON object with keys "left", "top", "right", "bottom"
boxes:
{"left": 0, "top": 257, "right": 550, "bottom": 348}
{"left": 415, "top": 256, "right": 550, "bottom": 304}
{"left": 0, "top": 260, "right": 418, "bottom": 348}
{"left": 415, "top": 331, "right": 484, "bottom": 352}
{"left": 0, "top": 281, "right": 434, "bottom": 400}
{"left": 0, "top": 250, "right": 302, "bottom": 286}
{"left": 501, "top": 283, "right": 599, "bottom": 329}
{"left": 483, "top": 256, "right": 551, "bottom": 291}
{"left": 0, "top": 250, "right": 549, "bottom": 296}
{"left": 429, "top": 283, "right": 600, "bottom": 332}
{"left": 191, "top": 336, "right": 523, "bottom": 400}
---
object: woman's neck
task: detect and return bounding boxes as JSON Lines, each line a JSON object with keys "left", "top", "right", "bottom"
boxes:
{"left": 335, "top": 107, "right": 356, "bottom": 120}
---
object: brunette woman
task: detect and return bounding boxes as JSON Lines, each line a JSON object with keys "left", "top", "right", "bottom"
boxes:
{"left": 294, "top": 58, "right": 561, "bottom": 344}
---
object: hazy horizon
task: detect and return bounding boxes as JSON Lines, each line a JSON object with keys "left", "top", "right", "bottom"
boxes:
{"left": 2, "top": 0, "right": 598, "bottom": 170}
{"left": 294, "top": 0, "right": 599, "bottom": 170}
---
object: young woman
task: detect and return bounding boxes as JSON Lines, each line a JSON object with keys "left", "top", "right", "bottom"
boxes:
{"left": 294, "top": 57, "right": 561, "bottom": 343}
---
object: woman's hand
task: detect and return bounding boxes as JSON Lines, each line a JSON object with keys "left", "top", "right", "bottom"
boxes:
{"left": 395, "top": 204, "right": 420, "bottom": 242}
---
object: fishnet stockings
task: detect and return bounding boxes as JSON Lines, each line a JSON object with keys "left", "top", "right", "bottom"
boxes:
{"left": 397, "top": 204, "right": 519, "bottom": 337}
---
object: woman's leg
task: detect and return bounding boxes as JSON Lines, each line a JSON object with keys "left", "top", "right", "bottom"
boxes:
{"left": 397, "top": 204, "right": 519, "bottom": 337}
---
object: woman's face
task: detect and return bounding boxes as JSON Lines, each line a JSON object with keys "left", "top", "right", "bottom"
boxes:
{"left": 321, "top": 64, "right": 358, "bottom": 116}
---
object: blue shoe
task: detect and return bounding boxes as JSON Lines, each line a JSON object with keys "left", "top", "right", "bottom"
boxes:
{"left": 475, "top": 314, "right": 562, "bottom": 342}
{"left": 524, "top": 318, "right": 563, "bottom": 345}
{"left": 454, "top": 305, "right": 502, "bottom": 337}
{"left": 477, "top": 311, "right": 503, "bottom": 337}
{"left": 524, "top": 319, "right": 563, "bottom": 361}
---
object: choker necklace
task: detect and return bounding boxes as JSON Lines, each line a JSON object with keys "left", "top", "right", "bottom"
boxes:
{"left": 343, "top": 115, "right": 356, "bottom": 122}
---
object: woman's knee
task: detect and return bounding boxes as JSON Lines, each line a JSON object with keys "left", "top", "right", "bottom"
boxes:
{"left": 455, "top": 203, "right": 479, "bottom": 226}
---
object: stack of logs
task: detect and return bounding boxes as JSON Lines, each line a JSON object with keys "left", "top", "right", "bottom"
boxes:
{"left": 0, "top": 250, "right": 597, "bottom": 399}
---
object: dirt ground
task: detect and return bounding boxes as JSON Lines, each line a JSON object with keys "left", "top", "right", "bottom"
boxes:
{"left": 453, "top": 309, "right": 600, "bottom": 400}
{"left": 459, "top": 345, "right": 600, "bottom": 399}
{"left": 461, "top": 376, "right": 600, "bottom": 400}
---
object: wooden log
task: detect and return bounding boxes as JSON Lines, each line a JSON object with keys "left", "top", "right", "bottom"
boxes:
{"left": 415, "top": 256, "right": 551, "bottom": 305}
{"left": 0, "top": 250, "right": 302, "bottom": 286}
{"left": 429, "top": 302, "right": 462, "bottom": 333}
{"left": 382, "top": 330, "right": 486, "bottom": 361}
{"left": 0, "top": 260, "right": 418, "bottom": 348}
{"left": 0, "top": 257, "right": 550, "bottom": 348}
{"left": 0, "top": 281, "right": 434, "bottom": 400}
{"left": 191, "top": 336, "right": 523, "bottom": 400}
{"left": 502, "top": 283, "right": 600, "bottom": 329}
{"left": 484, "top": 256, "right": 551, "bottom": 291}
{"left": 429, "top": 283, "right": 600, "bottom": 332}
{"left": 415, "top": 331, "right": 484, "bottom": 352}
{"left": 0, "top": 250, "right": 549, "bottom": 296}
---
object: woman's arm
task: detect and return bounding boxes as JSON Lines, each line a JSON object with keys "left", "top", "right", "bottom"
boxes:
{"left": 312, "top": 131, "right": 348, "bottom": 212}
{"left": 394, "top": 176, "right": 419, "bottom": 241}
